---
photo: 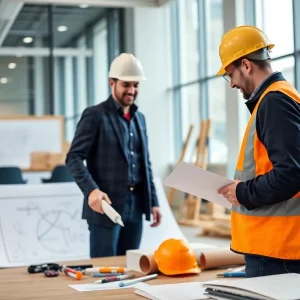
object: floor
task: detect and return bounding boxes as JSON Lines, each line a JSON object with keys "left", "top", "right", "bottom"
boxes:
{"left": 172, "top": 207, "right": 231, "bottom": 248}
{"left": 179, "top": 224, "right": 231, "bottom": 248}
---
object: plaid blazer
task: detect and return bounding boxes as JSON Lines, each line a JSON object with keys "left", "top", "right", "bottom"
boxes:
{"left": 66, "top": 96, "right": 159, "bottom": 226}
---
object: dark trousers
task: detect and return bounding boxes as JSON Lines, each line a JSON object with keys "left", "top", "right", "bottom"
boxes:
{"left": 245, "top": 254, "right": 300, "bottom": 278}
{"left": 88, "top": 187, "right": 144, "bottom": 258}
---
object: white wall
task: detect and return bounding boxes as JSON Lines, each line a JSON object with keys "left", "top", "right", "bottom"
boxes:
{"left": 127, "top": 4, "right": 174, "bottom": 180}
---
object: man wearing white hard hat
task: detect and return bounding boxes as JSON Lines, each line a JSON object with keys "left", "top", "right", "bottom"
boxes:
{"left": 66, "top": 53, "right": 162, "bottom": 257}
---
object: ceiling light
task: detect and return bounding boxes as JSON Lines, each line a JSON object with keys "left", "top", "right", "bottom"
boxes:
{"left": 79, "top": 4, "right": 89, "bottom": 8}
{"left": 57, "top": 25, "right": 68, "bottom": 32}
{"left": 0, "top": 78, "right": 8, "bottom": 84}
{"left": 23, "top": 37, "right": 33, "bottom": 43}
{"left": 8, "top": 63, "right": 17, "bottom": 70}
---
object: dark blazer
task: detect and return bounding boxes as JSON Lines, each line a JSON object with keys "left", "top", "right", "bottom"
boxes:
{"left": 66, "top": 96, "right": 159, "bottom": 226}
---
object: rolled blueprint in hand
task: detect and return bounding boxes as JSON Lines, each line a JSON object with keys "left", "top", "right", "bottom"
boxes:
{"left": 102, "top": 200, "right": 124, "bottom": 226}
{"left": 139, "top": 254, "right": 158, "bottom": 275}
{"left": 199, "top": 248, "right": 245, "bottom": 270}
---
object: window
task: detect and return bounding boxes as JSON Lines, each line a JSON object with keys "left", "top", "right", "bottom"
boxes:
{"left": 256, "top": 0, "right": 294, "bottom": 58}
{"left": 208, "top": 77, "right": 227, "bottom": 163}
{"left": 272, "top": 56, "right": 295, "bottom": 86}
{"left": 178, "top": 0, "right": 199, "bottom": 84}
{"left": 0, "top": 56, "right": 31, "bottom": 115}
{"left": 206, "top": 0, "right": 224, "bottom": 76}
{"left": 93, "top": 19, "right": 109, "bottom": 103}
{"left": 180, "top": 83, "right": 201, "bottom": 162}
{"left": 76, "top": 36, "right": 88, "bottom": 115}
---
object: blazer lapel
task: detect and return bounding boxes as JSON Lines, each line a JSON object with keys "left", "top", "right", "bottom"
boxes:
{"left": 105, "top": 100, "right": 128, "bottom": 163}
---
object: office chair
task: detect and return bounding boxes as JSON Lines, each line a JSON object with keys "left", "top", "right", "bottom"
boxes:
{"left": 0, "top": 167, "right": 27, "bottom": 184}
{"left": 42, "top": 165, "right": 74, "bottom": 183}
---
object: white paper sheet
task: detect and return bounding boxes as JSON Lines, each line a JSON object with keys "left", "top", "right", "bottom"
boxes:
{"left": 0, "top": 177, "right": 186, "bottom": 268}
{"left": 69, "top": 281, "right": 137, "bottom": 292}
{"left": 163, "top": 162, "right": 233, "bottom": 209}
{"left": 69, "top": 281, "right": 138, "bottom": 292}
{"left": 0, "top": 183, "right": 89, "bottom": 268}
{"left": 139, "top": 178, "right": 187, "bottom": 250}
{"left": 134, "top": 282, "right": 209, "bottom": 300}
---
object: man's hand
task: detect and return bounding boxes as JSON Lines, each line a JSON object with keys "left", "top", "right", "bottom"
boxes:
{"left": 88, "top": 189, "right": 111, "bottom": 214}
{"left": 151, "top": 206, "right": 162, "bottom": 227}
{"left": 218, "top": 180, "right": 241, "bottom": 206}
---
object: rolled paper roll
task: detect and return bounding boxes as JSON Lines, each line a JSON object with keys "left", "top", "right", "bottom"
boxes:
{"left": 139, "top": 254, "right": 159, "bottom": 275}
{"left": 199, "top": 248, "right": 245, "bottom": 270}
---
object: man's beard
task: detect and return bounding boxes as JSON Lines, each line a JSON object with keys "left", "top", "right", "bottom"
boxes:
{"left": 238, "top": 71, "right": 252, "bottom": 100}
{"left": 115, "top": 87, "right": 136, "bottom": 107}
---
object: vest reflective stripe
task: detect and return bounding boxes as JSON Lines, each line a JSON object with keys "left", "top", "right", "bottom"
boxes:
{"left": 231, "top": 80, "right": 300, "bottom": 259}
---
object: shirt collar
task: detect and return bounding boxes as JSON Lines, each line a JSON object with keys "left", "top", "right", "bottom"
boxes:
{"left": 246, "top": 71, "right": 279, "bottom": 102}
{"left": 110, "top": 96, "right": 138, "bottom": 117}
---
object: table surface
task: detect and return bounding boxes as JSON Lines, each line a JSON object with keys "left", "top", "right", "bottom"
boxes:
{"left": 0, "top": 256, "right": 224, "bottom": 300}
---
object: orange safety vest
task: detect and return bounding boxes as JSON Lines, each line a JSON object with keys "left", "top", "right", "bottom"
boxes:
{"left": 231, "top": 81, "right": 300, "bottom": 259}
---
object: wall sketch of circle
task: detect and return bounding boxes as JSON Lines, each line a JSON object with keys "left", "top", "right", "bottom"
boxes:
{"left": 36, "top": 210, "right": 86, "bottom": 253}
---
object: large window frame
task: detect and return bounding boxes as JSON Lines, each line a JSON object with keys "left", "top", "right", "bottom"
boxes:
{"left": 170, "top": 0, "right": 300, "bottom": 165}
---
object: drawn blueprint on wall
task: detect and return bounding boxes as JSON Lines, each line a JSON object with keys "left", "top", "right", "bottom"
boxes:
{"left": 0, "top": 183, "right": 89, "bottom": 267}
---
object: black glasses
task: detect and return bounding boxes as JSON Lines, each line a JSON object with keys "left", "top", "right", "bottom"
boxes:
{"left": 222, "top": 65, "right": 236, "bottom": 83}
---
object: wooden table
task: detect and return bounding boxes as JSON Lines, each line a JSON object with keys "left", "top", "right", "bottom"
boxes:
{"left": 0, "top": 256, "right": 221, "bottom": 300}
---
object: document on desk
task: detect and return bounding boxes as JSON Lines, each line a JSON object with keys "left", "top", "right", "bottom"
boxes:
{"left": 203, "top": 273, "right": 300, "bottom": 300}
{"left": 134, "top": 282, "right": 209, "bottom": 300}
{"left": 163, "top": 162, "right": 233, "bottom": 209}
{"left": 69, "top": 281, "right": 138, "bottom": 292}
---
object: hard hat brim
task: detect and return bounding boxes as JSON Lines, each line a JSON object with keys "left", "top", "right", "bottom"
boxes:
{"left": 216, "top": 67, "right": 226, "bottom": 76}
{"left": 159, "top": 266, "right": 201, "bottom": 276}
{"left": 109, "top": 75, "right": 146, "bottom": 82}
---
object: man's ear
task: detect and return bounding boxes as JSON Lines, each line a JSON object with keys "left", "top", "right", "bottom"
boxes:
{"left": 242, "top": 59, "right": 252, "bottom": 74}
{"left": 109, "top": 78, "right": 115, "bottom": 88}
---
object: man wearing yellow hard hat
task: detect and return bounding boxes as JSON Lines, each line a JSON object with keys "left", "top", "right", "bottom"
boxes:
{"left": 217, "top": 26, "right": 300, "bottom": 277}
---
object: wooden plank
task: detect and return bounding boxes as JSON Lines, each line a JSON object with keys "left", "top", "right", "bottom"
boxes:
{"left": 177, "top": 120, "right": 211, "bottom": 224}
{"left": 168, "top": 124, "right": 193, "bottom": 205}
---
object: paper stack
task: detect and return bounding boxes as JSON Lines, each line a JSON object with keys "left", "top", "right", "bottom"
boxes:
{"left": 203, "top": 273, "right": 300, "bottom": 300}
{"left": 134, "top": 282, "right": 210, "bottom": 300}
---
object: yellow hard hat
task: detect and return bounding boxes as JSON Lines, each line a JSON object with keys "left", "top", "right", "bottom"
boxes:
{"left": 216, "top": 25, "right": 275, "bottom": 76}
{"left": 153, "top": 238, "right": 201, "bottom": 275}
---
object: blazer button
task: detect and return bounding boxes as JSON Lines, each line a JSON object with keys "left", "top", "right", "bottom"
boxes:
{"left": 130, "top": 187, "right": 134, "bottom": 191}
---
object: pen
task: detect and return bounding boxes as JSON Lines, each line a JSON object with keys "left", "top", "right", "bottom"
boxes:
{"left": 62, "top": 267, "right": 83, "bottom": 280}
{"left": 91, "top": 273, "right": 123, "bottom": 277}
{"left": 94, "top": 274, "right": 134, "bottom": 284}
{"left": 65, "top": 264, "right": 93, "bottom": 270}
{"left": 83, "top": 267, "right": 127, "bottom": 274}
{"left": 119, "top": 273, "right": 158, "bottom": 287}
{"left": 217, "top": 271, "right": 245, "bottom": 278}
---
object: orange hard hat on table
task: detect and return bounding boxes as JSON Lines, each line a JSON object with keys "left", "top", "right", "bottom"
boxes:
{"left": 216, "top": 25, "right": 275, "bottom": 76}
{"left": 153, "top": 238, "right": 201, "bottom": 275}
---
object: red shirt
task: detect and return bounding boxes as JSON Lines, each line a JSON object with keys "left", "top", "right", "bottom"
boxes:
{"left": 124, "top": 112, "right": 131, "bottom": 121}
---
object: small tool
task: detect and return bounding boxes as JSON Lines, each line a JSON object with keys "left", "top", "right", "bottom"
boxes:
{"left": 44, "top": 269, "right": 59, "bottom": 277}
{"left": 62, "top": 266, "right": 83, "bottom": 280}
{"left": 217, "top": 271, "right": 245, "bottom": 278}
{"left": 91, "top": 273, "right": 123, "bottom": 277}
{"left": 65, "top": 264, "right": 93, "bottom": 271}
{"left": 94, "top": 274, "right": 134, "bottom": 284}
{"left": 28, "top": 263, "right": 61, "bottom": 274}
{"left": 83, "top": 267, "right": 127, "bottom": 274}
{"left": 119, "top": 273, "right": 158, "bottom": 287}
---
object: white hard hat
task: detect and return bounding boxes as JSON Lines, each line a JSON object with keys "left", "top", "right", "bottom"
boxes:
{"left": 108, "top": 53, "right": 146, "bottom": 81}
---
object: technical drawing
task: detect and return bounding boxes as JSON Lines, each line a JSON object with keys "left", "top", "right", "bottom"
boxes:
{"left": 36, "top": 208, "right": 86, "bottom": 254}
